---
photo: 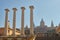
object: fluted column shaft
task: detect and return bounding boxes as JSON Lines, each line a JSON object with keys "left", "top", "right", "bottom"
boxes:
{"left": 4, "top": 9, "right": 9, "bottom": 36}
{"left": 13, "top": 8, "right": 17, "bottom": 36}
{"left": 21, "top": 7, "right": 25, "bottom": 36}
{"left": 29, "top": 6, "right": 34, "bottom": 35}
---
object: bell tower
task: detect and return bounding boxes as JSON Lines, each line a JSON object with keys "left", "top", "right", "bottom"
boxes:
{"left": 40, "top": 18, "right": 45, "bottom": 27}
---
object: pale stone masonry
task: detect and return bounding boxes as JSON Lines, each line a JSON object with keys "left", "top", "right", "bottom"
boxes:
{"left": 21, "top": 7, "right": 25, "bottom": 36}
{"left": 29, "top": 6, "right": 34, "bottom": 35}
{"left": 12, "top": 8, "right": 17, "bottom": 36}
{"left": 4, "top": 9, "right": 9, "bottom": 36}
{"left": 4, "top": 6, "right": 35, "bottom": 36}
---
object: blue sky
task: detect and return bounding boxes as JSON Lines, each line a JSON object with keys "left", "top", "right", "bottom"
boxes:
{"left": 0, "top": 0, "right": 60, "bottom": 28}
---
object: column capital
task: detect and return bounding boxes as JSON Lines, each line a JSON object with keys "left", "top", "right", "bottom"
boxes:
{"left": 13, "top": 8, "right": 17, "bottom": 11}
{"left": 21, "top": 7, "right": 25, "bottom": 10}
{"left": 5, "top": 9, "right": 9, "bottom": 12}
{"left": 29, "top": 6, "right": 34, "bottom": 9}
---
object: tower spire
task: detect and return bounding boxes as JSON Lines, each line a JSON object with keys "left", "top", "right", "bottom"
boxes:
{"left": 51, "top": 20, "right": 54, "bottom": 27}
{"left": 40, "top": 18, "right": 45, "bottom": 27}
{"left": 58, "top": 23, "right": 60, "bottom": 27}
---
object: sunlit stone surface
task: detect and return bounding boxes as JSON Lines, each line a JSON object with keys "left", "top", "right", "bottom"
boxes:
{"left": 0, "top": 6, "right": 60, "bottom": 40}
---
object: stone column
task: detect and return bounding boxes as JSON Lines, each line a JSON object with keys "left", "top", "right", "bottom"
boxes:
{"left": 4, "top": 9, "right": 9, "bottom": 36}
{"left": 29, "top": 6, "right": 34, "bottom": 35}
{"left": 21, "top": 7, "right": 25, "bottom": 36}
{"left": 12, "top": 8, "right": 17, "bottom": 36}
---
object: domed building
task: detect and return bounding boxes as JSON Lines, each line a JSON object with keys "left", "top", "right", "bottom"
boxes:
{"left": 34, "top": 19, "right": 47, "bottom": 34}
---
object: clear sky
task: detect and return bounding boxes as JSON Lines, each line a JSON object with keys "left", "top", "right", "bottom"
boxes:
{"left": 0, "top": 0, "right": 60, "bottom": 28}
